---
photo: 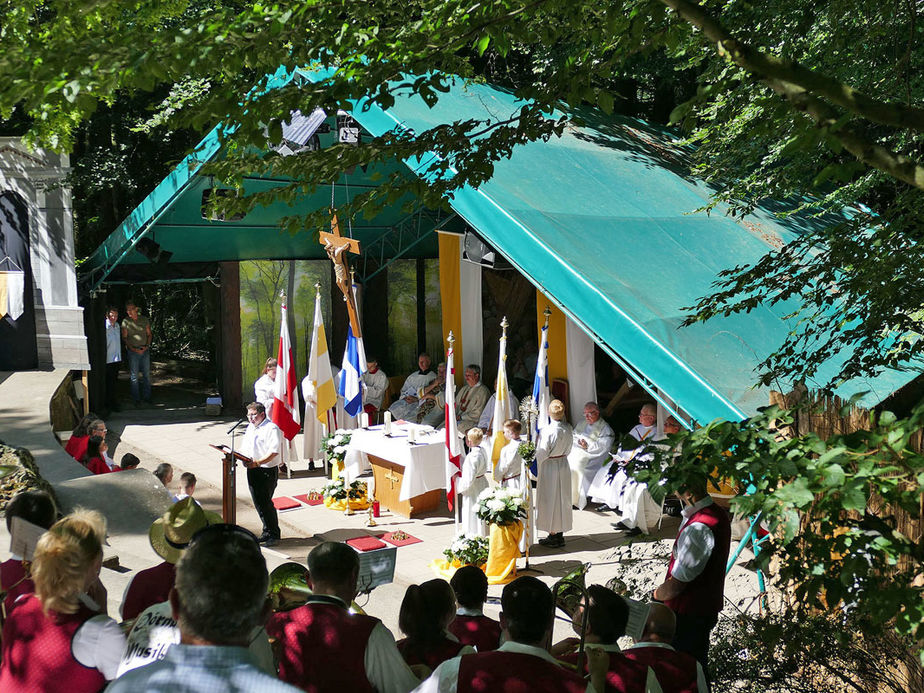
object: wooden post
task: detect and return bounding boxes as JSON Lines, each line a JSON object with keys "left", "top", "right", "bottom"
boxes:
{"left": 222, "top": 451, "right": 236, "bottom": 524}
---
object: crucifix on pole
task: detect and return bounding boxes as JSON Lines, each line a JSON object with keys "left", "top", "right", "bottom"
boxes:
{"left": 321, "top": 209, "right": 362, "bottom": 338}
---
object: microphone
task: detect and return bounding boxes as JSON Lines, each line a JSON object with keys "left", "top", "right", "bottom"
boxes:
{"left": 227, "top": 417, "right": 247, "bottom": 435}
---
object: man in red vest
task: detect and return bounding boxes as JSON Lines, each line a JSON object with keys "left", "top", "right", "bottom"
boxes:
{"left": 415, "top": 575, "right": 596, "bottom": 692}
{"left": 266, "top": 541, "right": 419, "bottom": 693}
{"left": 625, "top": 603, "right": 707, "bottom": 692}
{"left": 448, "top": 565, "right": 501, "bottom": 652}
{"left": 652, "top": 481, "right": 731, "bottom": 678}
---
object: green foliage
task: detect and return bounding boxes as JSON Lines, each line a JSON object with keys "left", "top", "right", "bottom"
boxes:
{"left": 629, "top": 400, "right": 924, "bottom": 655}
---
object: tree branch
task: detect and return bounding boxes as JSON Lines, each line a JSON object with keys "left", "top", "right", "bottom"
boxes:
{"left": 658, "top": 0, "right": 924, "bottom": 131}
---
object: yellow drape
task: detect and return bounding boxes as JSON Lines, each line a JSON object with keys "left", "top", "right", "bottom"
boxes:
{"left": 536, "top": 290, "right": 567, "bottom": 383}
{"left": 439, "top": 233, "right": 464, "bottom": 386}
{"left": 485, "top": 521, "right": 523, "bottom": 585}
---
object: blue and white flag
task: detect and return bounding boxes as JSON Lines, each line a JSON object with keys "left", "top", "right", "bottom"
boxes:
{"left": 533, "top": 322, "right": 551, "bottom": 436}
{"left": 338, "top": 326, "right": 367, "bottom": 417}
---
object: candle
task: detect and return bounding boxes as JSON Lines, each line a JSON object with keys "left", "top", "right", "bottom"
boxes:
{"left": 384, "top": 411, "right": 392, "bottom": 436}
{"left": 361, "top": 412, "right": 370, "bottom": 428}
{"left": 408, "top": 426, "right": 417, "bottom": 443}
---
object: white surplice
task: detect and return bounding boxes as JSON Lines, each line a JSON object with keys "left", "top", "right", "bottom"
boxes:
{"left": 567, "top": 417, "right": 615, "bottom": 510}
{"left": 588, "top": 423, "right": 656, "bottom": 510}
{"left": 388, "top": 369, "right": 437, "bottom": 420}
{"left": 457, "top": 446, "right": 489, "bottom": 538}
{"left": 534, "top": 420, "right": 574, "bottom": 535}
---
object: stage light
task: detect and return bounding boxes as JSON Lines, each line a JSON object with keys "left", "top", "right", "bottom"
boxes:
{"left": 135, "top": 237, "right": 173, "bottom": 265}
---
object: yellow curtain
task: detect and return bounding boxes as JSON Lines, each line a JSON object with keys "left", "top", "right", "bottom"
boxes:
{"left": 439, "top": 233, "right": 464, "bottom": 385}
{"left": 485, "top": 521, "right": 523, "bottom": 585}
{"left": 536, "top": 290, "right": 567, "bottom": 383}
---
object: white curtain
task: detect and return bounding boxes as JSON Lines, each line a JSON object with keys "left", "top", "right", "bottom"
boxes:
{"left": 459, "top": 254, "right": 483, "bottom": 371}
{"left": 565, "top": 318, "right": 596, "bottom": 417}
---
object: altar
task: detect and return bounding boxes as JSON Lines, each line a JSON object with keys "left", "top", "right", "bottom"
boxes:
{"left": 343, "top": 424, "right": 447, "bottom": 518}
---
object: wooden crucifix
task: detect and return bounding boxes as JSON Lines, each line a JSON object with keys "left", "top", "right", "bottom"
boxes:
{"left": 321, "top": 210, "right": 362, "bottom": 337}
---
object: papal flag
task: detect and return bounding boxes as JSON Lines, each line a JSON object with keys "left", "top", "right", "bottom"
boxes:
{"left": 444, "top": 336, "right": 462, "bottom": 512}
{"left": 490, "top": 326, "right": 511, "bottom": 470}
{"left": 303, "top": 291, "right": 337, "bottom": 459}
{"left": 272, "top": 297, "right": 301, "bottom": 466}
{"left": 533, "top": 320, "right": 552, "bottom": 435}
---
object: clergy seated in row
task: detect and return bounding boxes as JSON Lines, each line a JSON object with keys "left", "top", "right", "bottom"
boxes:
{"left": 362, "top": 356, "right": 389, "bottom": 417}
{"left": 568, "top": 401, "right": 616, "bottom": 510}
{"left": 590, "top": 410, "right": 682, "bottom": 537}
{"left": 414, "top": 362, "right": 447, "bottom": 423}
{"left": 388, "top": 353, "right": 437, "bottom": 421}
{"left": 421, "top": 364, "right": 490, "bottom": 432}
{"left": 551, "top": 585, "right": 662, "bottom": 693}
{"left": 267, "top": 541, "right": 420, "bottom": 693}
{"left": 448, "top": 565, "right": 502, "bottom": 652}
{"left": 414, "top": 576, "right": 595, "bottom": 692}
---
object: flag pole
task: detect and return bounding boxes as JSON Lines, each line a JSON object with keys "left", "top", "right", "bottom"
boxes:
{"left": 447, "top": 331, "right": 460, "bottom": 538}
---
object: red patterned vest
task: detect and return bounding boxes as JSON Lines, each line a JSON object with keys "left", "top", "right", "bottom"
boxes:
{"left": 449, "top": 613, "right": 502, "bottom": 651}
{"left": 1, "top": 558, "right": 33, "bottom": 618}
{"left": 266, "top": 597, "right": 379, "bottom": 693}
{"left": 121, "top": 560, "right": 176, "bottom": 621}
{"left": 665, "top": 502, "right": 731, "bottom": 616}
{"left": 0, "top": 594, "right": 106, "bottom": 693}
{"left": 558, "top": 649, "right": 649, "bottom": 693}
{"left": 397, "top": 634, "right": 466, "bottom": 670}
{"left": 624, "top": 645, "right": 700, "bottom": 693}
{"left": 458, "top": 650, "right": 587, "bottom": 693}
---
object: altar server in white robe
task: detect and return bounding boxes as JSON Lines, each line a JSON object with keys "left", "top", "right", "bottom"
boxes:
{"left": 387, "top": 353, "right": 436, "bottom": 420}
{"left": 458, "top": 428, "right": 490, "bottom": 538}
{"left": 589, "top": 403, "right": 658, "bottom": 512}
{"left": 568, "top": 402, "right": 616, "bottom": 510}
{"left": 495, "top": 419, "right": 525, "bottom": 493}
{"left": 535, "top": 400, "right": 573, "bottom": 548}
{"left": 616, "top": 416, "right": 683, "bottom": 534}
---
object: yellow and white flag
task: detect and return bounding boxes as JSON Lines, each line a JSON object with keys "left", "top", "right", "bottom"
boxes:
{"left": 490, "top": 327, "right": 511, "bottom": 470}
{"left": 303, "top": 291, "right": 337, "bottom": 459}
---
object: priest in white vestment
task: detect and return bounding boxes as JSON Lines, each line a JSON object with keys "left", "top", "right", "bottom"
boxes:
{"left": 535, "top": 400, "right": 574, "bottom": 548}
{"left": 567, "top": 402, "right": 616, "bottom": 510}
{"left": 425, "top": 364, "right": 490, "bottom": 432}
{"left": 588, "top": 403, "right": 658, "bottom": 512}
{"left": 387, "top": 353, "right": 436, "bottom": 420}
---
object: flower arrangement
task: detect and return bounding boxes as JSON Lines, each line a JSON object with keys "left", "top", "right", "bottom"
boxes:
{"left": 476, "top": 487, "right": 528, "bottom": 526}
{"left": 322, "top": 477, "right": 368, "bottom": 501}
{"left": 442, "top": 534, "right": 489, "bottom": 567}
{"left": 517, "top": 440, "right": 536, "bottom": 463}
{"left": 320, "top": 430, "right": 352, "bottom": 468}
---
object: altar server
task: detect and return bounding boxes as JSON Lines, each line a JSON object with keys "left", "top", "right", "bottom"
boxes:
{"left": 458, "top": 428, "right": 490, "bottom": 538}
{"left": 535, "top": 400, "right": 573, "bottom": 548}
{"left": 495, "top": 419, "right": 525, "bottom": 492}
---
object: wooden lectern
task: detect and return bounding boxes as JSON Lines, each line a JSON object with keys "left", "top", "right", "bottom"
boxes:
{"left": 210, "top": 444, "right": 253, "bottom": 524}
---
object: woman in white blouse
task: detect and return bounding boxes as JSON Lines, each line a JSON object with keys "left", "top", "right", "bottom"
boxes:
{"left": 254, "top": 357, "right": 277, "bottom": 416}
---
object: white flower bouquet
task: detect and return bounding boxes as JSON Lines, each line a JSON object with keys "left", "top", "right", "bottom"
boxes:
{"left": 322, "top": 477, "right": 367, "bottom": 501}
{"left": 476, "top": 487, "right": 528, "bottom": 526}
{"left": 320, "top": 429, "right": 352, "bottom": 466}
{"left": 442, "top": 533, "right": 489, "bottom": 566}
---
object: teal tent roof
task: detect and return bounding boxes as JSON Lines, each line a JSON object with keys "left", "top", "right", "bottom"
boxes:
{"left": 81, "top": 69, "right": 920, "bottom": 424}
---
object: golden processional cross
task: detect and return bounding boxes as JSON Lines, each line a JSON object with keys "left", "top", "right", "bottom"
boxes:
{"left": 321, "top": 210, "right": 363, "bottom": 338}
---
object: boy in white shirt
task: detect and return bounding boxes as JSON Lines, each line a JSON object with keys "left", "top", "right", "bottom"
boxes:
{"left": 495, "top": 419, "right": 525, "bottom": 492}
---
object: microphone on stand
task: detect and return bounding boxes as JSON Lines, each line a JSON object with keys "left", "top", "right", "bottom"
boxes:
{"left": 227, "top": 417, "right": 247, "bottom": 435}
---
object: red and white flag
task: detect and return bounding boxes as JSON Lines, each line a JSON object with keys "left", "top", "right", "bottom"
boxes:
{"left": 444, "top": 338, "right": 462, "bottom": 511}
{"left": 272, "top": 297, "right": 301, "bottom": 445}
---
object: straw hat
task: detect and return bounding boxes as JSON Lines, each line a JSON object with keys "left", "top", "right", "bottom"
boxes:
{"left": 149, "top": 498, "right": 222, "bottom": 564}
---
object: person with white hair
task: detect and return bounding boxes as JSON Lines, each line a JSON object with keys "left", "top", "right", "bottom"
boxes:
{"left": 388, "top": 353, "right": 437, "bottom": 421}
{"left": 567, "top": 402, "right": 615, "bottom": 510}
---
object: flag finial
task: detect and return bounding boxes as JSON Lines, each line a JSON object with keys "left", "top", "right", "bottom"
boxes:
{"left": 448, "top": 331, "right": 455, "bottom": 345}
{"left": 543, "top": 305, "right": 551, "bottom": 328}
{"left": 500, "top": 316, "right": 508, "bottom": 337}
{"left": 314, "top": 282, "right": 321, "bottom": 296}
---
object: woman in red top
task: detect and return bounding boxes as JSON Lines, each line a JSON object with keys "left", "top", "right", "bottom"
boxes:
{"left": 396, "top": 578, "right": 473, "bottom": 674}
{"left": 63, "top": 414, "right": 98, "bottom": 462}
{"left": 81, "top": 436, "right": 113, "bottom": 475}
{"left": 0, "top": 510, "right": 125, "bottom": 691}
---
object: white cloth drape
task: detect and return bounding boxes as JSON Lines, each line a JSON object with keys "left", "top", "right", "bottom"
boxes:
{"left": 459, "top": 255, "right": 482, "bottom": 372}
{"left": 565, "top": 317, "right": 596, "bottom": 417}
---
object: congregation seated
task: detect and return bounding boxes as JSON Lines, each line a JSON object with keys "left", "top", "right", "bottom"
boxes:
{"left": 266, "top": 541, "right": 419, "bottom": 692}
{"left": 82, "top": 434, "right": 115, "bottom": 475}
{"left": 119, "top": 452, "right": 141, "bottom": 470}
{"left": 624, "top": 603, "right": 707, "bottom": 693}
{"left": 552, "top": 584, "right": 660, "bottom": 693}
{"left": 173, "top": 471, "right": 197, "bottom": 503}
{"left": 1, "top": 490, "right": 57, "bottom": 617}
{"left": 447, "top": 565, "right": 501, "bottom": 651}
{"left": 568, "top": 402, "right": 616, "bottom": 510}
{"left": 396, "top": 578, "right": 473, "bottom": 674}
{"left": 64, "top": 413, "right": 99, "bottom": 462}
{"left": 388, "top": 353, "right": 437, "bottom": 421}
{"left": 415, "top": 575, "right": 593, "bottom": 692}
{"left": 0, "top": 510, "right": 126, "bottom": 691}
{"left": 154, "top": 462, "right": 174, "bottom": 487}
{"left": 110, "top": 522, "right": 296, "bottom": 692}
{"left": 120, "top": 498, "right": 221, "bottom": 623}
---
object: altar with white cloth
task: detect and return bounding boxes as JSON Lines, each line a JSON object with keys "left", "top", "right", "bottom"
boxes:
{"left": 343, "top": 424, "right": 447, "bottom": 517}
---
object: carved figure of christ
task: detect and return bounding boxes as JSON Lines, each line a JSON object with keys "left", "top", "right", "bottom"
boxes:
{"left": 321, "top": 211, "right": 362, "bottom": 337}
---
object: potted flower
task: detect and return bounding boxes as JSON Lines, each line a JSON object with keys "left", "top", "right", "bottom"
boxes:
{"left": 322, "top": 477, "right": 370, "bottom": 511}
{"left": 320, "top": 429, "right": 352, "bottom": 476}
{"left": 476, "top": 487, "right": 528, "bottom": 584}
{"left": 442, "top": 534, "right": 489, "bottom": 569}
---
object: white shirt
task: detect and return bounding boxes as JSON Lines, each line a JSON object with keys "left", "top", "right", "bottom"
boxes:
{"left": 476, "top": 392, "right": 519, "bottom": 431}
{"left": 625, "top": 642, "right": 708, "bottom": 693}
{"left": 362, "top": 368, "right": 389, "bottom": 409}
{"left": 254, "top": 374, "right": 275, "bottom": 414}
{"left": 105, "top": 318, "right": 121, "bottom": 363}
{"left": 241, "top": 417, "right": 281, "bottom": 468}
{"left": 670, "top": 496, "right": 717, "bottom": 582}
{"left": 70, "top": 593, "right": 127, "bottom": 680}
{"left": 413, "top": 640, "right": 598, "bottom": 693}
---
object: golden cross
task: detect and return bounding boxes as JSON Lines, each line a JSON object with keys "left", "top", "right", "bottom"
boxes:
{"left": 384, "top": 469, "right": 401, "bottom": 490}
{"left": 321, "top": 210, "right": 362, "bottom": 337}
